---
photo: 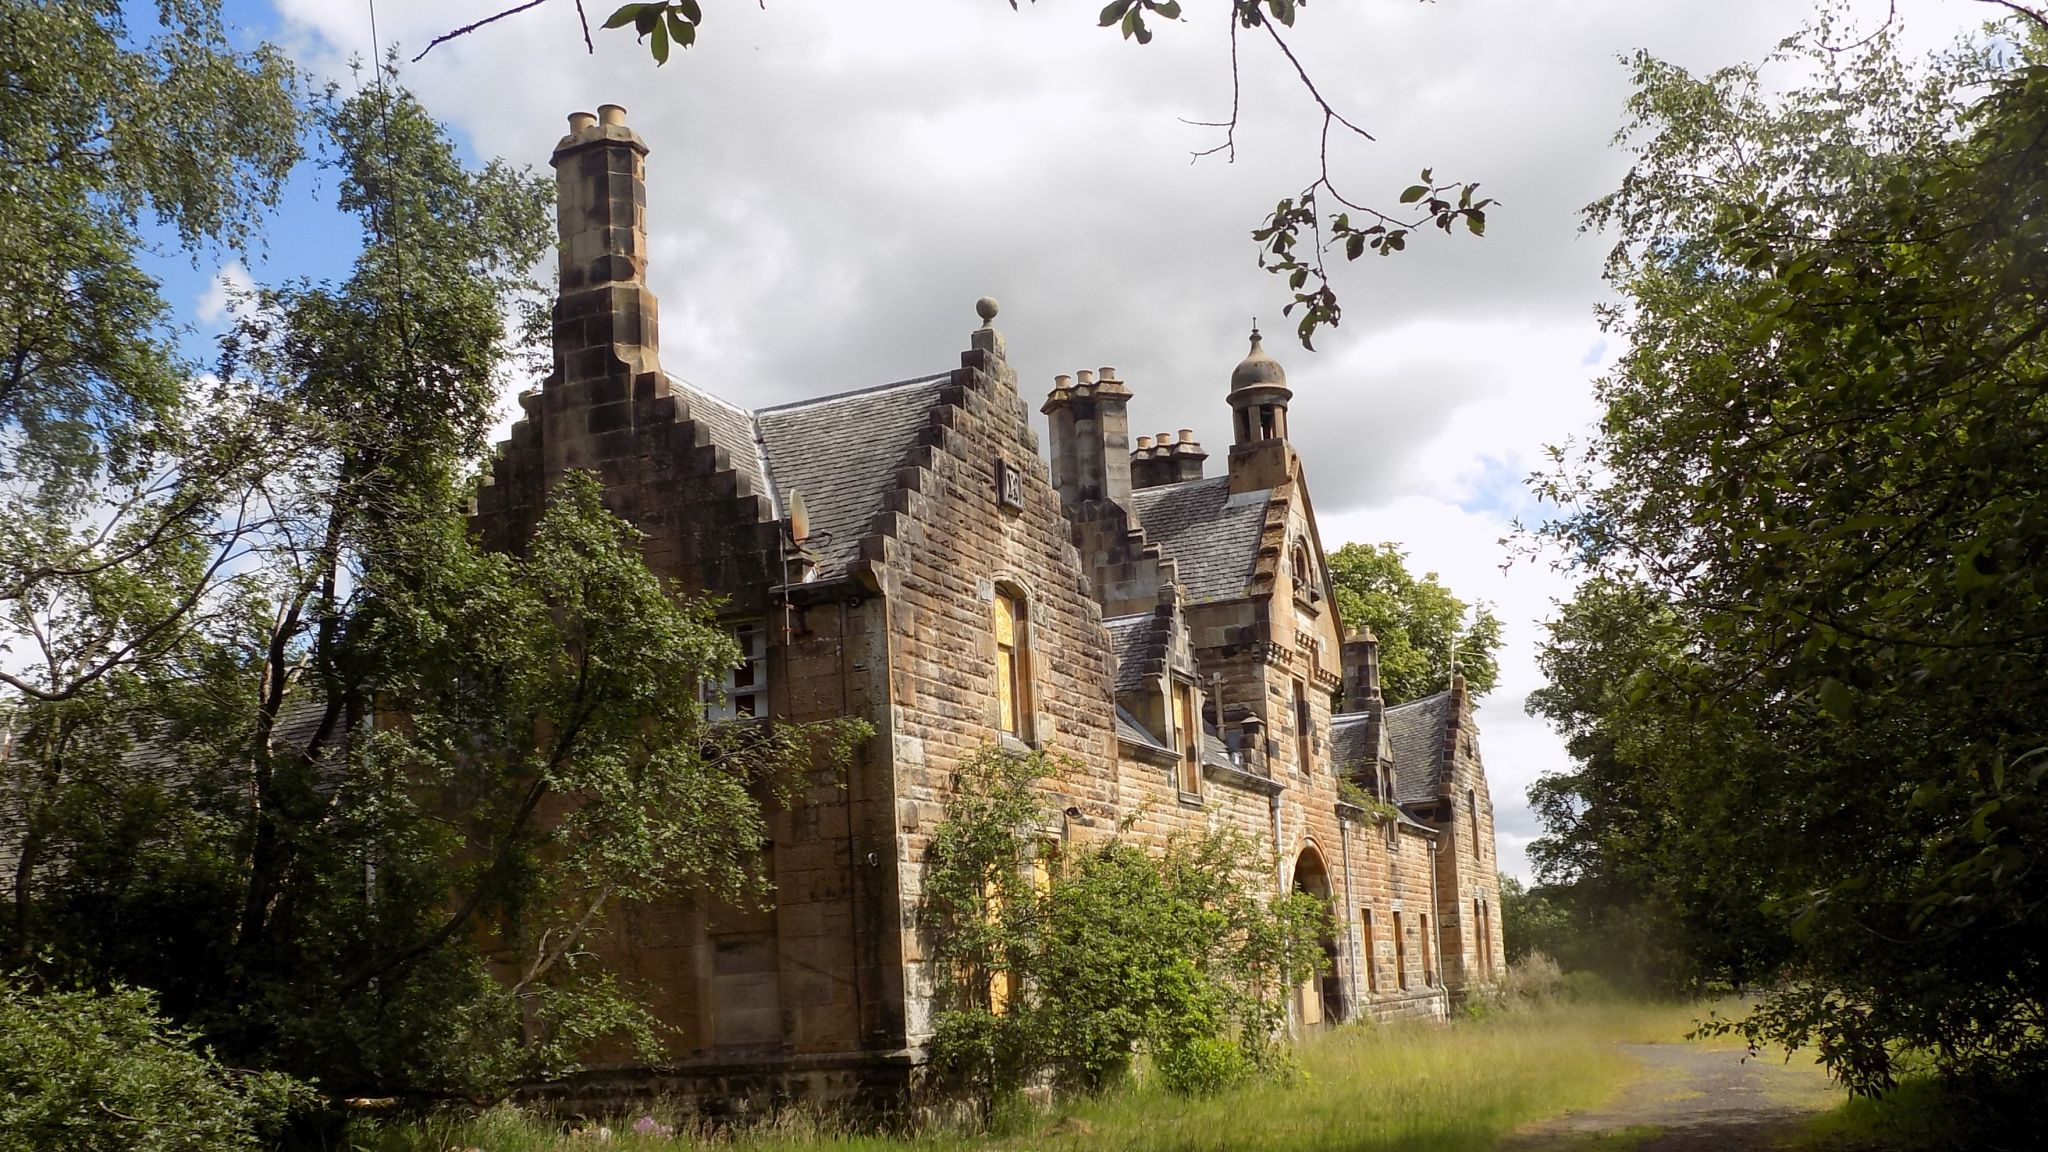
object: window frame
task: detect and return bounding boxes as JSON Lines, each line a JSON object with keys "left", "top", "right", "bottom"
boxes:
{"left": 703, "top": 618, "right": 768, "bottom": 722}
{"left": 993, "top": 589, "right": 1032, "bottom": 741}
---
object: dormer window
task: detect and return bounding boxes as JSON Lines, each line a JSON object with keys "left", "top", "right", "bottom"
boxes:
{"left": 1172, "top": 681, "right": 1202, "bottom": 797}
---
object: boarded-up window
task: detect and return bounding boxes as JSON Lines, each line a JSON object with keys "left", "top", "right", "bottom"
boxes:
{"left": 705, "top": 854, "right": 780, "bottom": 1047}
{"left": 994, "top": 592, "right": 1028, "bottom": 737}
{"left": 1174, "top": 683, "right": 1201, "bottom": 796}
{"left": 1393, "top": 911, "right": 1409, "bottom": 990}
{"left": 1360, "top": 908, "right": 1378, "bottom": 993}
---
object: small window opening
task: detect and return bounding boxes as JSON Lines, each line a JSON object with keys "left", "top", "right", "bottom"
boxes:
{"left": 1393, "top": 911, "right": 1409, "bottom": 990}
{"left": 1422, "top": 913, "right": 1436, "bottom": 986}
{"left": 1293, "top": 679, "right": 1313, "bottom": 773}
{"left": 704, "top": 620, "right": 768, "bottom": 720}
{"left": 1173, "top": 683, "right": 1202, "bottom": 797}
{"left": 1361, "top": 908, "right": 1378, "bottom": 993}
{"left": 1259, "top": 404, "right": 1278, "bottom": 439}
{"left": 1467, "top": 789, "right": 1481, "bottom": 858}
{"left": 994, "top": 591, "right": 1030, "bottom": 738}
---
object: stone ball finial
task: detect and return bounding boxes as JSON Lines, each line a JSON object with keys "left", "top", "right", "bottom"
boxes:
{"left": 975, "top": 296, "right": 1000, "bottom": 326}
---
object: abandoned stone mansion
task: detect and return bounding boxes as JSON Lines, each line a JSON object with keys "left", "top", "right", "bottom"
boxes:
{"left": 475, "top": 106, "right": 1507, "bottom": 1102}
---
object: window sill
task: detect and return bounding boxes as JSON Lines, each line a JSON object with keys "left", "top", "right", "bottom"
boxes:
{"left": 997, "top": 731, "right": 1038, "bottom": 755}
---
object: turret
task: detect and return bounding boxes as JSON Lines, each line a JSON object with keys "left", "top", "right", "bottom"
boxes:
{"left": 1227, "top": 327, "right": 1293, "bottom": 492}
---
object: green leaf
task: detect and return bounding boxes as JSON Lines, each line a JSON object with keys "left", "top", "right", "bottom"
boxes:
{"left": 1465, "top": 210, "right": 1486, "bottom": 237}
{"left": 1099, "top": 0, "right": 1136, "bottom": 26}
{"left": 1400, "top": 184, "right": 1428, "bottom": 204}
{"left": 1816, "top": 677, "right": 1853, "bottom": 721}
{"left": 677, "top": 0, "right": 703, "bottom": 23}
{"left": 1154, "top": 0, "right": 1183, "bottom": 18}
{"left": 650, "top": 17, "right": 670, "bottom": 63}
{"left": 603, "top": 2, "right": 648, "bottom": 30}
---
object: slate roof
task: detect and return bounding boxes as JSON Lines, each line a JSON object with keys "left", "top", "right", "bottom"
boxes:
{"left": 668, "top": 376, "right": 767, "bottom": 500}
{"left": 1128, "top": 477, "right": 1270, "bottom": 604}
{"left": 1384, "top": 691, "right": 1454, "bottom": 805}
{"left": 112, "top": 697, "right": 344, "bottom": 784}
{"left": 1328, "top": 711, "right": 1376, "bottom": 771}
{"left": 666, "top": 373, "right": 954, "bottom": 581}
{"left": 1105, "top": 611, "right": 1170, "bottom": 696}
{"left": 1115, "top": 706, "right": 1172, "bottom": 754}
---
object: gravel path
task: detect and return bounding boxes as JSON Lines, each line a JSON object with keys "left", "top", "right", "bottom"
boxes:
{"left": 1503, "top": 1042, "right": 1840, "bottom": 1151}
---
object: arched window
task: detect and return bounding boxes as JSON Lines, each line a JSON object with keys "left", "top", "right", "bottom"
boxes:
{"left": 993, "top": 590, "right": 1031, "bottom": 738}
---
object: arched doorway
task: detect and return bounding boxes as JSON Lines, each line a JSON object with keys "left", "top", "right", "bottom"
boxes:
{"left": 1292, "top": 845, "right": 1344, "bottom": 1027}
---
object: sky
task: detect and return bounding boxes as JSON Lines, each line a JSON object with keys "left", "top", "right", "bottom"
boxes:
{"left": 178, "top": 0, "right": 1998, "bottom": 879}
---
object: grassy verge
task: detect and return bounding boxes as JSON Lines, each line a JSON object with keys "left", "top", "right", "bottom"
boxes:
{"left": 358, "top": 1000, "right": 1717, "bottom": 1152}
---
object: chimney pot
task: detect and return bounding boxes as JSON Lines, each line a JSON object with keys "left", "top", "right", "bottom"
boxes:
{"left": 1135, "top": 436, "right": 1153, "bottom": 450}
{"left": 1156, "top": 430, "right": 1174, "bottom": 445}
{"left": 1076, "top": 369, "right": 1096, "bottom": 385}
{"left": 1097, "top": 366, "right": 1118, "bottom": 382}
{"left": 567, "top": 111, "right": 597, "bottom": 133}
{"left": 598, "top": 103, "right": 628, "bottom": 127}
{"left": 1178, "top": 428, "right": 1196, "bottom": 443}
{"left": 1053, "top": 373, "right": 1073, "bottom": 390}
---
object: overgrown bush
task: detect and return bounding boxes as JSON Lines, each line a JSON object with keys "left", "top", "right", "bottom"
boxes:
{"left": 920, "top": 746, "right": 1328, "bottom": 1111}
{"left": 0, "top": 977, "right": 313, "bottom": 1152}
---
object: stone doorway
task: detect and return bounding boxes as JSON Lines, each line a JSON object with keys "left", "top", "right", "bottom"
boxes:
{"left": 1292, "top": 845, "right": 1344, "bottom": 1027}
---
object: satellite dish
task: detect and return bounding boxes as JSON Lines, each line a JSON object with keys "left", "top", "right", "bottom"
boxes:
{"left": 788, "top": 489, "right": 809, "bottom": 544}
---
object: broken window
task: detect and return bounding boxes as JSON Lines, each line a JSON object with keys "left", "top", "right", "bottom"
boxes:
{"left": 704, "top": 619, "right": 767, "bottom": 721}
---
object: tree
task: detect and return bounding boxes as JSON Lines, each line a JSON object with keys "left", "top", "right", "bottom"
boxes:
{"left": 0, "top": 978, "right": 312, "bottom": 1152}
{"left": 1528, "top": 5, "right": 2048, "bottom": 1098}
{"left": 409, "top": 0, "right": 1490, "bottom": 350}
{"left": 4, "top": 68, "right": 865, "bottom": 1102}
{"left": 1326, "top": 541, "right": 1501, "bottom": 705}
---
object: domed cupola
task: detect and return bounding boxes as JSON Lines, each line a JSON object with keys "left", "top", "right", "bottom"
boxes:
{"left": 1228, "top": 326, "right": 1293, "bottom": 446}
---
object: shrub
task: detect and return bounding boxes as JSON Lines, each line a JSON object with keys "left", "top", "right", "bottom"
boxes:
{"left": 920, "top": 746, "right": 1328, "bottom": 1113}
{"left": 0, "top": 978, "right": 313, "bottom": 1152}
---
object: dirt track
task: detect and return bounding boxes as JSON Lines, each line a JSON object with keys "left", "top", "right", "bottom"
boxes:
{"left": 1503, "top": 1042, "right": 1841, "bottom": 1150}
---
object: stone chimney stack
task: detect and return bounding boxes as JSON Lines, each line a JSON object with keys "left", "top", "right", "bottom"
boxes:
{"left": 550, "top": 105, "right": 659, "bottom": 391}
{"left": 1341, "top": 629, "right": 1383, "bottom": 714}
{"left": 1042, "top": 365, "right": 1134, "bottom": 512}
{"left": 1130, "top": 428, "right": 1209, "bottom": 490}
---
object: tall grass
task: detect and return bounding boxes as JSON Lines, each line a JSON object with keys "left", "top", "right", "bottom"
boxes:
{"left": 358, "top": 1000, "right": 1716, "bottom": 1152}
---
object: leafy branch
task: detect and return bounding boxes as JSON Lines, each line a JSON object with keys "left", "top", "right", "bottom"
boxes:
{"left": 410, "top": 0, "right": 1493, "bottom": 350}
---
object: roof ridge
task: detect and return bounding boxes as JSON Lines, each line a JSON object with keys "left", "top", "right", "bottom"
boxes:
{"left": 1385, "top": 690, "right": 1453, "bottom": 713}
{"left": 664, "top": 372, "right": 755, "bottom": 418}
{"left": 755, "top": 372, "right": 951, "bottom": 416}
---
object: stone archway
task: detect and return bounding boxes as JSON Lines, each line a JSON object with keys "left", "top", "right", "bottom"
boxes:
{"left": 1292, "top": 845, "right": 1344, "bottom": 1026}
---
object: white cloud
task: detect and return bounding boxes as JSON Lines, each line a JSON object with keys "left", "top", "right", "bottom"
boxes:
{"left": 196, "top": 261, "right": 256, "bottom": 328}
{"left": 258, "top": 0, "right": 1993, "bottom": 881}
